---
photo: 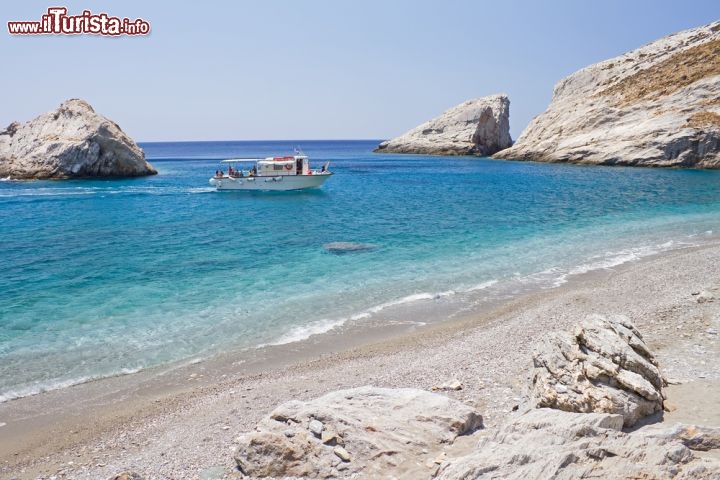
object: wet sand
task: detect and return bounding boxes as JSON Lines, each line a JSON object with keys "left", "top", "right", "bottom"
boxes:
{"left": 2, "top": 242, "right": 720, "bottom": 479}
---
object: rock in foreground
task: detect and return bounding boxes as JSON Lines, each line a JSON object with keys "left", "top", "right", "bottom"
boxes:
{"left": 531, "top": 314, "right": 666, "bottom": 427}
{"left": 494, "top": 21, "right": 720, "bottom": 167}
{"left": 231, "top": 316, "right": 720, "bottom": 479}
{"left": 437, "top": 408, "right": 720, "bottom": 480}
{"left": 375, "top": 94, "right": 511, "bottom": 156}
{"left": 233, "top": 386, "right": 482, "bottom": 478}
{"left": 0, "top": 99, "right": 156, "bottom": 179}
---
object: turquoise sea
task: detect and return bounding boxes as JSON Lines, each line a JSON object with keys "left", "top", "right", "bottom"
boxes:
{"left": 2, "top": 140, "right": 720, "bottom": 402}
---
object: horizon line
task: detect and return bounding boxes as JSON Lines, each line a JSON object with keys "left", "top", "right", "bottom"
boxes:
{"left": 138, "top": 138, "right": 385, "bottom": 144}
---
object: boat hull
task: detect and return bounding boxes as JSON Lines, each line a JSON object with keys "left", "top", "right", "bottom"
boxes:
{"left": 209, "top": 173, "right": 331, "bottom": 191}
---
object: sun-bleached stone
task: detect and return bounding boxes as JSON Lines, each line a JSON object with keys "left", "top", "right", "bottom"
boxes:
{"left": 437, "top": 409, "right": 720, "bottom": 480}
{"left": 375, "top": 94, "right": 511, "bottom": 156}
{"left": 0, "top": 99, "right": 156, "bottom": 179}
{"left": 530, "top": 314, "right": 666, "bottom": 427}
{"left": 494, "top": 21, "right": 720, "bottom": 168}
{"left": 233, "top": 386, "right": 482, "bottom": 478}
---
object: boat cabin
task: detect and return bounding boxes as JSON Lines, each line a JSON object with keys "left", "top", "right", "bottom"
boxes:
{"left": 256, "top": 155, "right": 310, "bottom": 176}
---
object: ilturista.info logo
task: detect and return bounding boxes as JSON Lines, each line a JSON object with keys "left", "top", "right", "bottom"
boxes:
{"left": 8, "top": 7, "right": 150, "bottom": 36}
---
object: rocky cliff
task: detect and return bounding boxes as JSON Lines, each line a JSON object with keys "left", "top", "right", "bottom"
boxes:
{"left": 494, "top": 21, "right": 720, "bottom": 167}
{"left": 375, "top": 94, "right": 512, "bottom": 156}
{"left": 0, "top": 99, "right": 156, "bottom": 179}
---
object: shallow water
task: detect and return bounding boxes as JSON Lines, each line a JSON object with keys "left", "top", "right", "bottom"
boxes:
{"left": 2, "top": 140, "right": 720, "bottom": 401}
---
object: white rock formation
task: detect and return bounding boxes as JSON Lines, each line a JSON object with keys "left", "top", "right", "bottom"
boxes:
{"left": 375, "top": 94, "right": 512, "bottom": 156}
{"left": 531, "top": 314, "right": 666, "bottom": 427}
{"left": 0, "top": 99, "right": 156, "bottom": 179}
{"left": 233, "top": 386, "right": 482, "bottom": 478}
{"left": 437, "top": 408, "right": 720, "bottom": 480}
{"left": 494, "top": 21, "right": 720, "bottom": 167}
{"left": 231, "top": 316, "right": 720, "bottom": 479}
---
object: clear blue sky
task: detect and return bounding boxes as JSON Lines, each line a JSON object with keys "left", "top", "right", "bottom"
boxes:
{"left": 2, "top": 1, "right": 717, "bottom": 141}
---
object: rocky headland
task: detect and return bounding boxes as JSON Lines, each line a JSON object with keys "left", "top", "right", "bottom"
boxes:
{"left": 0, "top": 99, "right": 156, "bottom": 179}
{"left": 494, "top": 21, "right": 720, "bottom": 167}
{"left": 374, "top": 94, "right": 512, "bottom": 156}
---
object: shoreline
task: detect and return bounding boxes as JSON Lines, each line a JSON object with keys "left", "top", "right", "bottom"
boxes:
{"left": 2, "top": 242, "right": 720, "bottom": 478}
{"left": 1, "top": 231, "right": 710, "bottom": 406}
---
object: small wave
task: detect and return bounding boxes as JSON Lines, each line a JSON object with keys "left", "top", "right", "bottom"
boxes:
{"left": 461, "top": 279, "right": 498, "bottom": 293}
{"left": 153, "top": 357, "right": 205, "bottom": 377}
{"left": 568, "top": 244, "right": 670, "bottom": 277}
{"left": 523, "top": 239, "right": 695, "bottom": 289}
{"left": 260, "top": 289, "right": 463, "bottom": 347}
{"left": 0, "top": 176, "right": 12, "bottom": 182}
{"left": 366, "top": 291, "right": 453, "bottom": 314}
{"left": 0, "top": 366, "right": 142, "bottom": 404}
{"left": 264, "top": 317, "right": 348, "bottom": 346}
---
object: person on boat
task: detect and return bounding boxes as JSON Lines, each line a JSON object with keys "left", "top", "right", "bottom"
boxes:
{"left": 228, "top": 165, "right": 233, "bottom": 176}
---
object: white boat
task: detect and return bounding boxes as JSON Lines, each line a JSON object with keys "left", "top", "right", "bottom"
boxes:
{"left": 209, "top": 154, "right": 332, "bottom": 191}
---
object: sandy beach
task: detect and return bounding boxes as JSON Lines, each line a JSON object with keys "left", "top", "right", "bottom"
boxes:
{"left": 2, "top": 241, "right": 720, "bottom": 479}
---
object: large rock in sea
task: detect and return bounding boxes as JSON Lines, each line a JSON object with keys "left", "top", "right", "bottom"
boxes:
{"left": 0, "top": 99, "right": 156, "bottom": 179}
{"left": 375, "top": 94, "right": 512, "bottom": 156}
{"left": 494, "top": 21, "right": 720, "bottom": 167}
{"left": 233, "top": 386, "right": 482, "bottom": 478}
{"left": 530, "top": 314, "right": 666, "bottom": 427}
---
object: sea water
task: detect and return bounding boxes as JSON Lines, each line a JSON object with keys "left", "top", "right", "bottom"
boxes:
{"left": 2, "top": 140, "right": 720, "bottom": 402}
